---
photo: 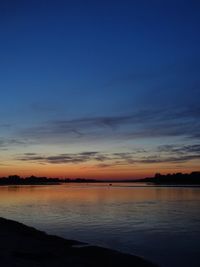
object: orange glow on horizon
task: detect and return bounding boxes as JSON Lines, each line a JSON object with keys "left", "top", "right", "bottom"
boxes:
{"left": 0, "top": 160, "right": 199, "bottom": 180}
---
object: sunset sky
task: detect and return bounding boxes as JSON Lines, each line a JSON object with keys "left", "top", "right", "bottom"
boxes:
{"left": 0, "top": 0, "right": 200, "bottom": 179}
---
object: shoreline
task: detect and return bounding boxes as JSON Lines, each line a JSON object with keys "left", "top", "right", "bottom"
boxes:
{"left": 0, "top": 182, "right": 200, "bottom": 188}
{"left": 0, "top": 217, "right": 158, "bottom": 267}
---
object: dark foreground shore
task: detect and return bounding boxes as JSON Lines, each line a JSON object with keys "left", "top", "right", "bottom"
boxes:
{"left": 0, "top": 217, "right": 158, "bottom": 267}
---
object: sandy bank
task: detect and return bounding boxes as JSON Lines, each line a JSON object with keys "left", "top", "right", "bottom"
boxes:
{"left": 0, "top": 217, "right": 158, "bottom": 267}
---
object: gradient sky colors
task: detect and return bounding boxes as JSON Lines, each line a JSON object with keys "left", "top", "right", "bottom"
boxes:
{"left": 0, "top": 0, "right": 200, "bottom": 179}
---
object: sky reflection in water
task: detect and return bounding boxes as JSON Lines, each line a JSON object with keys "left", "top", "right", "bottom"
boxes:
{"left": 0, "top": 184, "right": 200, "bottom": 267}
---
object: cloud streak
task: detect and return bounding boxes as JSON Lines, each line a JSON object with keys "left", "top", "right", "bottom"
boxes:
{"left": 17, "top": 152, "right": 110, "bottom": 164}
{"left": 0, "top": 138, "right": 26, "bottom": 149}
{"left": 16, "top": 144, "right": 200, "bottom": 166}
{"left": 18, "top": 107, "right": 200, "bottom": 144}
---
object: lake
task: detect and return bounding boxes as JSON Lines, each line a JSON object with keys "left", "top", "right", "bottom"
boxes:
{"left": 0, "top": 183, "right": 199, "bottom": 267}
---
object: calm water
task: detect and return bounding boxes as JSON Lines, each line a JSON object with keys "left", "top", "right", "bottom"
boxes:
{"left": 0, "top": 183, "right": 199, "bottom": 267}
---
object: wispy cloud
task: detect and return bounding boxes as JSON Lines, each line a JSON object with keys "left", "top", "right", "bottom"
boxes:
{"left": 157, "top": 144, "right": 200, "bottom": 154}
{"left": 18, "top": 107, "right": 200, "bottom": 144}
{"left": 0, "top": 138, "right": 26, "bottom": 148}
{"left": 0, "top": 124, "right": 11, "bottom": 129}
{"left": 16, "top": 152, "right": 110, "bottom": 164}
{"left": 0, "top": 137, "right": 35, "bottom": 150}
{"left": 16, "top": 143, "right": 200, "bottom": 166}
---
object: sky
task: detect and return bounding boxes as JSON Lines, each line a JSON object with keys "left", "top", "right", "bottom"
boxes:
{"left": 0, "top": 0, "right": 200, "bottom": 179}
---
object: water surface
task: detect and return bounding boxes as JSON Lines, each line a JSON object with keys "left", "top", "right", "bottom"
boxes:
{"left": 0, "top": 183, "right": 199, "bottom": 267}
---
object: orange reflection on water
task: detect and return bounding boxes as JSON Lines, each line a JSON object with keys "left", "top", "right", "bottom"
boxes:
{"left": 0, "top": 184, "right": 199, "bottom": 207}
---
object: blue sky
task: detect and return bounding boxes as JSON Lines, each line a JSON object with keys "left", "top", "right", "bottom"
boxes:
{"left": 0, "top": 0, "right": 200, "bottom": 178}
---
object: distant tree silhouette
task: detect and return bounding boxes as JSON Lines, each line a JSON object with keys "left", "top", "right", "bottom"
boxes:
{"left": 8, "top": 175, "right": 21, "bottom": 183}
{"left": 143, "top": 171, "right": 200, "bottom": 184}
